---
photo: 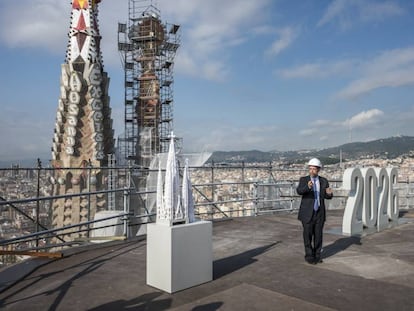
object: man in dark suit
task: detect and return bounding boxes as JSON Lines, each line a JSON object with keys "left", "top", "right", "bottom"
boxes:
{"left": 296, "top": 158, "right": 333, "bottom": 264}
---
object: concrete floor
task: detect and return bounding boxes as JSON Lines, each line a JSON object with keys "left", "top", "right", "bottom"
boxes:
{"left": 0, "top": 209, "right": 413, "bottom": 311}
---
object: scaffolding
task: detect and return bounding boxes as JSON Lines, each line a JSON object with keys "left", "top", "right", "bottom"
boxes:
{"left": 118, "top": 0, "right": 180, "bottom": 167}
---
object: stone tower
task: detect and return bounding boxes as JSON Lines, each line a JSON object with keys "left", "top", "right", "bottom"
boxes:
{"left": 51, "top": 0, "right": 114, "bottom": 234}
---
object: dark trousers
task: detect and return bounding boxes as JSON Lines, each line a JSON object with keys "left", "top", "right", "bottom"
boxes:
{"left": 301, "top": 211, "right": 324, "bottom": 260}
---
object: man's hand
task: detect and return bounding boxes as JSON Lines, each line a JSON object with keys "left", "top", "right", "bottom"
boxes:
{"left": 326, "top": 187, "right": 333, "bottom": 195}
{"left": 308, "top": 180, "right": 313, "bottom": 189}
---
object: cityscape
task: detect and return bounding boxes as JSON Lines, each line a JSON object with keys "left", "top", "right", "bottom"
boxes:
{"left": 2, "top": 151, "right": 414, "bottom": 267}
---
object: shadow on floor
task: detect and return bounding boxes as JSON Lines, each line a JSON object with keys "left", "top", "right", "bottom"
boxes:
{"left": 89, "top": 292, "right": 172, "bottom": 311}
{"left": 0, "top": 243, "right": 141, "bottom": 310}
{"left": 213, "top": 242, "right": 280, "bottom": 280}
{"left": 322, "top": 236, "right": 362, "bottom": 259}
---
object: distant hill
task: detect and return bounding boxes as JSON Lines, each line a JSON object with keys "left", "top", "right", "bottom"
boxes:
{"left": 318, "top": 136, "right": 414, "bottom": 159}
{"left": 1, "top": 136, "right": 413, "bottom": 167}
{"left": 209, "top": 136, "right": 414, "bottom": 164}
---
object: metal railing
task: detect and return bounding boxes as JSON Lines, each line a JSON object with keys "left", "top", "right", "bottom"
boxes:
{"left": 1, "top": 164, "right": 414, "bottom": 267}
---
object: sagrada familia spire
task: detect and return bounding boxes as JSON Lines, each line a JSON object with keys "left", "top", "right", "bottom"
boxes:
{"left": 51, "top": 0, "right": 114, "bottom": 232}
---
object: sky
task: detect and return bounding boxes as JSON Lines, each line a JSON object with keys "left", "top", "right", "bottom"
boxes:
{"left": 0, "top": 0, "right": 414, "bottom": 161}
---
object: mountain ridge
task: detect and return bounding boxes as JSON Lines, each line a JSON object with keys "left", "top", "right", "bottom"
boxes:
{"left": 210, "top": 135, "right": 414, "bottom": 164}
{"left": 1, "top": 136, "right": 413, "bottom": 167}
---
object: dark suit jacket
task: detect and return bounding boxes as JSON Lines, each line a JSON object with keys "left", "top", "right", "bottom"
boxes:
{"left": 296, "top": 175, "right": 333, "bottom": 223}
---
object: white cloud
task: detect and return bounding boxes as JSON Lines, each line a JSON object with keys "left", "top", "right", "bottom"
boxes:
{"left": 345, "top": 109, "right": 384, "bottom": 129}
{"left": 358, "top": 1, "right": 405, "bottom": 22}
{"left": 299, "top": 109, "right": 385, "bottom": 141}
{"left": 265, "top": 27, "right": 298, "bottom": 57}
{"left": 202, "top": 61, "right": 229, "bottom": 82}
{"left": 317, "top": 0, "right": 404, "bottom": 30}
{"left": 336, "top": 68, "right": 414, "bottom": 99}
{"left": 303, "top": 119, "right": 344, "bottom": 132}
{"left": 0, "top": 108, "right": 53, "bottom": 161}
{"left": 178, "top": 123, "right": 281, "bottom": 152}
{"left": 160, "top": 0, "right": 272, "bottom": 80}
{"left": 0, "top": 1, "right": 68, "bottom": 52}
{"left": 336, "top": 47, "right": 414, "bottom": 99}
{"left": 0, "top": 0, "right": 128, "bottom": 68}
{"left": 277, "top": 46, "right": 414, "bottom": 100}
{"left": 0, "top": 0, "right": 272, "bottom": 79}
{"left": 96, "top": 1, "right": 129, "bottom": 68}
{"left": 278, "top": 59, "right": 356, "bottom": 79}
{"left": 364, "top": 47, "right": 414, "bottom": 74}
{"left": 299, "top": 128, "right": 318, "bottom": 136}
{"left": 179, "top": 105, "right": 414, "bottom": 151}
{"left": 317, "top": 0, "right": 347, "bottom": 28}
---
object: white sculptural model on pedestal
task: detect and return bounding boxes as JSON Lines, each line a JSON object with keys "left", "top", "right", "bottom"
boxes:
{"left": 147, "top": 132, "right": 212, "bottom": 292}
{"left": 156, "top": 132, "right": 195, "bottom": 225}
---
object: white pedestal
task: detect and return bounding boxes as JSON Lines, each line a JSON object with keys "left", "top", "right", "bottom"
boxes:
{"left": 146, "top": 221, "right": 212, "bottom": 293}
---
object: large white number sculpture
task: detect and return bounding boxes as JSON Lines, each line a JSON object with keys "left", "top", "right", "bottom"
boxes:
{"left": 361, "top": 168, "right": 377, "bottom": 229}
{"left": 375, "top": 168, "right": 389, "bottom": 231}
{"left": 342, "top": 168, "right": 364, "bottom": 235}
{"left": 342, "top": 167, "right": 399, "bottom": 236}
{"left": 387, "top": 167, "right": 399, "bottom": 222}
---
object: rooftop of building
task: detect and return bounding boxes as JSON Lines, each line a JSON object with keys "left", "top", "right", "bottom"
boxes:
{"left": 1, "top": 209, "right": 414, "bottom": 310}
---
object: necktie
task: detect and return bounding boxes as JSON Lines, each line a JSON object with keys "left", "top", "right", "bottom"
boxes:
{"left": 313, "top": 177, "right": 319, "bottom": 212}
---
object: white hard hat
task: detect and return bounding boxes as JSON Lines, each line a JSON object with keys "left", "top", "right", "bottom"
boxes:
{"left": 308, "top": 158, "right": 322, "bottom": 168}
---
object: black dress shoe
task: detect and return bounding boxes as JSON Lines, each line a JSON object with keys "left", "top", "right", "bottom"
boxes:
{"left": 306, "top": 258, "right": 316, "bottom": 265}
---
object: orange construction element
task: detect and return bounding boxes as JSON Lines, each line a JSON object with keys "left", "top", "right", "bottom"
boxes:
{"left": 73, "top": 0, "right": 88, "bottom": 10}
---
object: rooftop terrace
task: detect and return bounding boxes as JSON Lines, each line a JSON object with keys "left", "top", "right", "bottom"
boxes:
{"left": 1, "top": 209, "right": 413, "bottom": 310}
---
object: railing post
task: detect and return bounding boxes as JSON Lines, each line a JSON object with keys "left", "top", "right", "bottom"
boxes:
{"left": 253, "top": 182, "right": 258, "bottom": 216}
{"left": 124, "top": 167, "right": 132, "bottom": 238}
{"left": 211, "top": 161, "right": 214, "bottom": 221}
{"left": 87, "top": 160, "right": 92, "bottom": 238}
{"left": 36, "top": 158, "right": 41, "bottom": 249}
{"left": 241, "top": 161, "right": 245, "bottom": 216}
{"left": 124, "top": 189, "right": 129, "bottom": 238}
